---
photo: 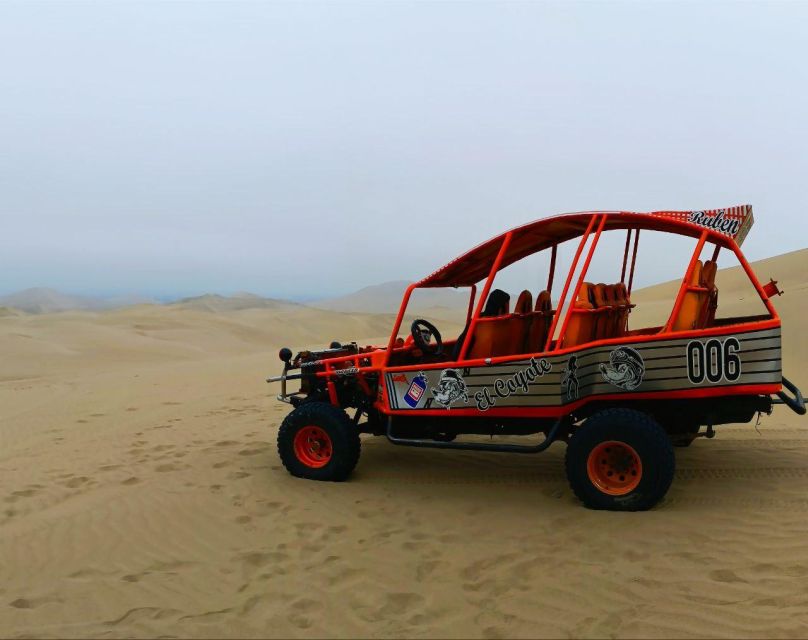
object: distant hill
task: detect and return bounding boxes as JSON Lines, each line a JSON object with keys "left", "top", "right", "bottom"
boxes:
{"left": 310, "top": 280, "right": 469, "bottom": 314}
{"left": 0, "top": 287, "right": 102, "bottom": 313}
{"left": 0, "top": 287, "right": 299, "bottom": 315}
{"left": 0, "top": 287, "right": 159, "bottom": 314}
{"left": 170, "top": 293, "right": 300, "bottom": 313}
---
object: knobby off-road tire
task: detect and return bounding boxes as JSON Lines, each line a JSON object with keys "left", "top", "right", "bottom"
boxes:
{"left": 565, "top": 408, "right": 675, "bottom": 511}
{"left": 278, "top": 402, "right": 361, "bottom": 481}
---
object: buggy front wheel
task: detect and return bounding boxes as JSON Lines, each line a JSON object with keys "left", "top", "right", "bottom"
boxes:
{"left": 277, "top": 402, "right": 361, "bottom": 481}
{"left": 565, "top": 408, "right": 675, "bottom": 511}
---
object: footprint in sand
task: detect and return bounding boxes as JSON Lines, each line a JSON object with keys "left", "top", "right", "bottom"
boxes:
{"left": 238, "top": 447, "right": 267, "bottom": 457}
{"left": 710, "top": 569, "right": 747, "bottom": 583}
{"left": 416, "top": 559, "right": 444, "bottom": 581}
{"left": 9, "top": 487, "right": 41, "bottom": 499}
{"left": 9, "top": 596, "right": 62, "bottom": 609}
{"left": 155, "top": 463, "right": 184, "bottom": 473}
{"left": 121, "top": 574, "right": 142, "bottom": 583}
{"left": 62, "top": 476, "right": 91, "bottom": 489}
{"left": 288, "top": 598, "right": 323, "bottom": 629}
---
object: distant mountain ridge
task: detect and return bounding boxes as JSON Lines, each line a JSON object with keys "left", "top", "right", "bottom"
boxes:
{"left": 170, "top": 293, "right": 300, "bottom": 312}
{"left": 4, "top": 249, "right": 805, "bottom": 315}
{"left": 0, "top": 288, "right": 300, "bottom": 314}
{"left": 310, "top": 280, "right": 469, "bottom": 314}
{"left": 0, "top": 287, "right": 159, "bottom": 314}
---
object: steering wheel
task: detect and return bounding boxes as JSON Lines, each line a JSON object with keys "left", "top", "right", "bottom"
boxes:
{"left": 410, "top": 319, "right": 443, "bottom": 356}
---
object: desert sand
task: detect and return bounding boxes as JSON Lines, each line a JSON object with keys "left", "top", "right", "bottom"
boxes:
{"left": 1, "top": 250, "right": 807, "bottom": 638}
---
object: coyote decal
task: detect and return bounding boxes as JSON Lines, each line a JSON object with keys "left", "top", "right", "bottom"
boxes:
{"left": 600, "top": 347, "right": 645, "bottom": 391}
{"left": 432, "top": 369, "right": 469, "bottom": 408}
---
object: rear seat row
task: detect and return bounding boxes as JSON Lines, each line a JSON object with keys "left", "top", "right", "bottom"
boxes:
{"left": 467, "top": 289, "right": 555, "bottom": 359}
{"left": 562, "top": 282, "right": 634, "bottom": 348}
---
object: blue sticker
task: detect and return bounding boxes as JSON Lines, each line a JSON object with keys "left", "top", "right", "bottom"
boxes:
{"left": 404, "top": 373, "right": 428, "bottom": 408}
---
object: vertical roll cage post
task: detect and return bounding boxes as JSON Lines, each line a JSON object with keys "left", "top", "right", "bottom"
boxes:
{"left": 620, "top": 229, "right": 632, "bottom": 283}
{"left": 627, "top": 229, "right": 640, "bottom": 295}
{"left": 543, "top": 216, "right": 599, "bottom": 352}
{"left": 552, "top": 214, "right": 608, "bottom": 351}
{"left": 731, "top": 240, "right": 779, "bottom": 319}
{"left": 457, "top": 233, "right": 514, "bottom": 361}
{"left": 465, "top": 284, "right": 478, "bottom": 326}
{"left": 547, "top": 243, "right": 558, "bottom": 295}
{"left": 385, "top": 283, "right": 418, "bottom": 362}
{"left": 663, "top": 231, "right": 708, "bottom": 333}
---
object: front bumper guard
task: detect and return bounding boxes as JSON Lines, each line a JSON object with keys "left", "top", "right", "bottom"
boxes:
{"left": 266, "top": 367, "right": 304, "bottom": 404}
{"left": 773, "top": 376, "right": 806, "bottom": 415}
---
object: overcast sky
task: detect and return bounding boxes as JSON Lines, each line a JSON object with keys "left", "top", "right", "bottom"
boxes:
{"left": 1, "top": 1, "right": 807, "bottom": 300}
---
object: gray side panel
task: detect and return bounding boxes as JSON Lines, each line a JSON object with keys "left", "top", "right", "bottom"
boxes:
{"left": 386, "top": 326, "right": 781, "bottom": 412}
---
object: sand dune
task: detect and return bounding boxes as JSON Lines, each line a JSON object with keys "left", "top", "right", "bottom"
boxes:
{"left": 1, "top": 250, "right": 808, "bottom": 638}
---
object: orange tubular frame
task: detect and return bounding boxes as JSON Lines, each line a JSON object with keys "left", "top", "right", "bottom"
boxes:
{"left": 302, "top": 208, "right": 782, "bottom": 416}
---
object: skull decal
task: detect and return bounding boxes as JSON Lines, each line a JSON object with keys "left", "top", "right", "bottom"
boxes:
{"left": 432, "top": 369, "right": 469, "bottom": 408}
{"left": 600, "top": 346, "right": 645, "bottom": 391}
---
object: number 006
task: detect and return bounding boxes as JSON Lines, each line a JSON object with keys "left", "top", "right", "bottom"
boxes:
{"left": 687, "top": 337, "right": 741, "bottom": 384}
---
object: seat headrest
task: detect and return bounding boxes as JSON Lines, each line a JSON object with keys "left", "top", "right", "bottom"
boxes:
{"left": 514, "top": 290, "right": 532, "bottom": 314}
{"left": 689, "top": 260, "right": 704, "bottom": 286}
{"left": 703, "top": 260, "right": 717, "bottom": 287}
{"left": 535, "top": 290, "right": 552, "bottom": 312}
{"left": 574, "top": 283, "right": 595, "bottom": 309}
{"left": 482, "top": 289, "right": 510, "bottom": 317}
{"left": 592, "top": 283, "right": 610, "bottom": 307}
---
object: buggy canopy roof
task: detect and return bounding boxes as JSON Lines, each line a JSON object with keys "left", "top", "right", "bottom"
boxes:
{"left": 417, "top": 205, "right": 754, "bottom": 288}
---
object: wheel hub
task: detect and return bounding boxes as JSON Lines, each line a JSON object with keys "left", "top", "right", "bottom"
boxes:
{"left": 586, "top": 440, "right": 642, "bottom": 496}
{"left": 293, "top": 425, "right": 333, "bottom": 468}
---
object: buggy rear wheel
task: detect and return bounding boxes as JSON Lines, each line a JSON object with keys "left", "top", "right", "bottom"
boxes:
{"left": 278, "top": 402, "right": 360, "bottom": 481}
{"left": 566, "top": 408, "right": 675, "bottom": 511}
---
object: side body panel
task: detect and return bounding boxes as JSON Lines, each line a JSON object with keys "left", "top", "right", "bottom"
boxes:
{"left": 382, "top": 324, "right": 781, "bottom": 416}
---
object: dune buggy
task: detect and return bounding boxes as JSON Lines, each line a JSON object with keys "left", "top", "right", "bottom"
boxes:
{"left": 269, "top": 205, "right": 805, "bottom": 510}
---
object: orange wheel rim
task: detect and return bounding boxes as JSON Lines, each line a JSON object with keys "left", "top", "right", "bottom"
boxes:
{"left": 293, "top": 426, "right": 333, "bottom": 468}
{"left": 586, "top": 441, "right": 642, "bottom": 496}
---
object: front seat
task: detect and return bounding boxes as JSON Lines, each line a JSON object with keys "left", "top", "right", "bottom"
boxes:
{"left": 453, "top": 289, "right": 510, "bottom": 359}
